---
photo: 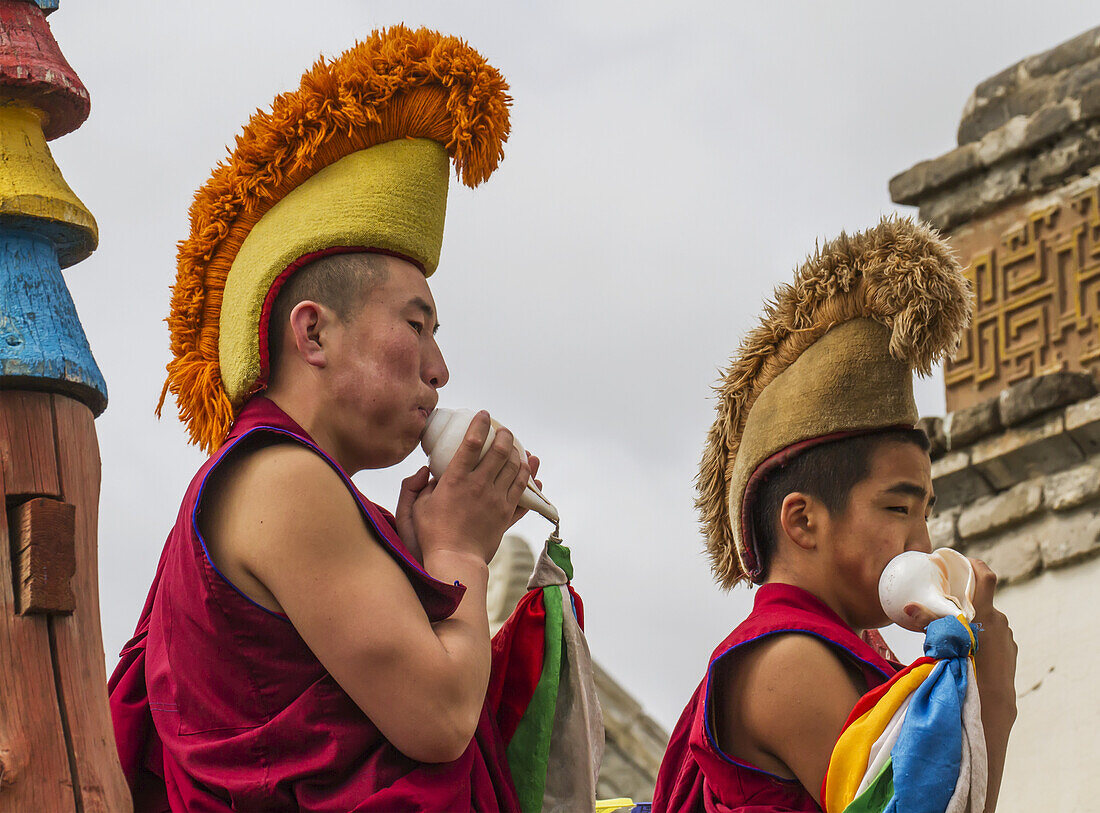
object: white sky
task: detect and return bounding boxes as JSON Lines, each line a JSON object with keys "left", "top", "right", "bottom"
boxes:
{"left": 45, "top": 2, "right": 1100, "bottom": 732}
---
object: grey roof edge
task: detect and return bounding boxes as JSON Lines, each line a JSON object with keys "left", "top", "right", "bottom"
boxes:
{"left": 890, "top": 82, "right": 1100, "bottom": 207}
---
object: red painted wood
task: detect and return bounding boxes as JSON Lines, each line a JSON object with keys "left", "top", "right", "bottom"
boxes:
{"left": 50, "top": 395, "right": 131, "bottom": 811}
{"left": 0, "top": 0, "right": 89, "bottom": 139}
{"left": 0, "top": 417, "right": 76, "bottom": 811}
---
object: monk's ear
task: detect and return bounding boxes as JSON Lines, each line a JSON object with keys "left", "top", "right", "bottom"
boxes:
{"left": 779, "top": 492, "right": 819, "bottom": 552}
{"left": 288, "top": 300, "right": 331, "bottom": 369}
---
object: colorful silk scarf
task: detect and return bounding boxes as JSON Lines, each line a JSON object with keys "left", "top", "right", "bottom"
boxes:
{"left": 823, "top": 615, "right": 987, "bottom": 813}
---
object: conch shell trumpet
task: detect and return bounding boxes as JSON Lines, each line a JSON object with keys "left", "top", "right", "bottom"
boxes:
{"left": 420, "top": 408, "right": 560, "bottom": 525}
{"left": 878, "top": 548, "right": 976, "bottom": 632}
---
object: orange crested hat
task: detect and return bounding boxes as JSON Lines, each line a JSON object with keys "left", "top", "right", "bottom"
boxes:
{"left": 158, "top": 25, "right": 511, "bottom": 453}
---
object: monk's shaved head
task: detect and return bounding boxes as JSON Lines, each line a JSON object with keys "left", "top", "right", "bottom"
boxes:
{"left": 266, "top": 252, "right": 390, "bottom": 375}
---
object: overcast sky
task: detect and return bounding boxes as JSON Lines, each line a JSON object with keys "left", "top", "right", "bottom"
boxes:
{"left": 45, "top": 2, "right": 1099, "bottom": 732}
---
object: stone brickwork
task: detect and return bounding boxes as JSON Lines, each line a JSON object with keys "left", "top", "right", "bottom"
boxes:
{"left": 890, "top": 28, "right": 1100, "bottom": 411}
{"left": 924, "top": 383, "right": 1100, "bottom": 810}
{"left": 593, "top": 663, "right": 669, "bottom": 801}
{"left": 925, "top": 371, "right": 1100, "bottom": 583}
{"left": 892, "top": 27, "right": 1100, "bottom": 809}
{"left": 890, "top": 27, "right": 1100, "bottom": 232}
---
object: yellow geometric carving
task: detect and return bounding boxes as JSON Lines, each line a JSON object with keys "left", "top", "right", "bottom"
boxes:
{"left": 946, "top": 182, "right": 1100, "bottom": 407}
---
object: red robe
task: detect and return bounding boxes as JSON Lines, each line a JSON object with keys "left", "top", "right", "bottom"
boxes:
{"left": 108, "top": 397, "right": 520, "bottom": 811}
{"left": 653, "top": 583, "right": 899, "bottom": 813}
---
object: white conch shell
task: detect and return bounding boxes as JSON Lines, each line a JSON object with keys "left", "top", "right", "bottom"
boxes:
{"left": 420, "top": 408, "right": 560, "bottom": 525}
{"left": 878, "top": 548, "right": 976, "bottom": 632}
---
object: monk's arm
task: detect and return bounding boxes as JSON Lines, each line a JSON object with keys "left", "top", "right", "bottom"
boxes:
{"left": 715, "top": 634, "right": 863, "bottom": 806}
{"left": 969, "top": 560, "right": 1017, "bottom": 812}
{"left": 214, "top": 437, "right": 524, "bottom": 764}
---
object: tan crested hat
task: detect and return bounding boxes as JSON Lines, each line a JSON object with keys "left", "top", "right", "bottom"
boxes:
{"left": 697, "top": 217, "right": 971, "bottom": 588}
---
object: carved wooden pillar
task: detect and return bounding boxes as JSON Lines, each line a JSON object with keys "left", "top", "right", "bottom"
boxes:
{"left": 0, "top": 1, "right": 130, "bottom": 809}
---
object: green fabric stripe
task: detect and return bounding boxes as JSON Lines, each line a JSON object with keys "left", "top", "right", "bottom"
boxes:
{"left": 506, "top": 585, "right": 564, "bottom": 813}
{"left": 548, "top": 540, "right": 573, "bottom": 580}
{"left": 842, "top": 757, "right": 895, "bottom": 813}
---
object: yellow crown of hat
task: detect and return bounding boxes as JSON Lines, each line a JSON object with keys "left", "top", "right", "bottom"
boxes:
{"left": 697, "top": 217, "right": 971, "bottom": 588}
{"left": 158, "top": 25, "right": 511, "bottom": 453}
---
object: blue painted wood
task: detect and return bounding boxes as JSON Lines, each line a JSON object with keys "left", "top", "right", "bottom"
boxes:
{"left": 0, "top": 227, "right": 106, "bottom": 414}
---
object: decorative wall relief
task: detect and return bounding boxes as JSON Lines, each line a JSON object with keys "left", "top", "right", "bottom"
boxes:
{"left": 946, "top": 182, "right": 1100, "bottom": 410}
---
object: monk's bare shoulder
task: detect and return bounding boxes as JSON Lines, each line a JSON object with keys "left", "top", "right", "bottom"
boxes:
{"left": 714, "top": 632, "right": 864, "bottom": 800}
{"left": 199, "top": 440, "right": 375, "bottom": 612}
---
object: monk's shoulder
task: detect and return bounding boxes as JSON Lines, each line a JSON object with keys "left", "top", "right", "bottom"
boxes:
{"left": 212, "top": 439, "right": 348, "bottom": 510}
{"left": 202, "top": 439, "right": 367, "bottom": 557}
{"left": 739, "top": 632, "right": 859, "bottom": 698}
{"left": 734, "top": 633, "right": 862, "bottom": 752}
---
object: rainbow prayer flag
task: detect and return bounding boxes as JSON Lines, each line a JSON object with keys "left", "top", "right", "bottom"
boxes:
{"left": 822, "top": 616, "right": 987, "bottom": 813}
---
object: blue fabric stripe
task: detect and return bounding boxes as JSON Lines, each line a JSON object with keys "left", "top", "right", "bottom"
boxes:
{"left": 883, "top": 616, "right": 973, "bottom": 813}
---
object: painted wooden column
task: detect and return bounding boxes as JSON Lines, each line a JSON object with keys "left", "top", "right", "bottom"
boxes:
{"left": 0, "top": 1, "right": 130, "bottom": 810}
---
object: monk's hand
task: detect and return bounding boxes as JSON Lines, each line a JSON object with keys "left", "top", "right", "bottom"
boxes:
{"left": 969, "top": 557, "right": 1017, "bottom": 812}
{"left": 902, "top": 602, "right": 940, "bottom": 631}
{"left": 395, "top": 466, "right": 432, "bottom": 559}
{"left": 413, "top": 411, "right": 530, "bottom": 564}
{"left": 969, "top": 558, "right": 1017, "bottom": 712}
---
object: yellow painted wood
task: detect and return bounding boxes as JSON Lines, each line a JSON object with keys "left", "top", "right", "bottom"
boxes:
{"left": 0, "top": 103, "right": 96, "bottom": 266}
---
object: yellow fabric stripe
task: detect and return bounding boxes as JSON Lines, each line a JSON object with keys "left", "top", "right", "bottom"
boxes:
{"left": 595, "top": 799, "right": 635, "bottom": 812}
{"left": 824, "top": 661, "right": 936, "bottom": 813}
{"left": 958, "top": 614, "right": 976, "bottom": 652}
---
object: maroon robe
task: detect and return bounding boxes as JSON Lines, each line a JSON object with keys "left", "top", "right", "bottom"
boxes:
{"left": 108, "top": 397, "right": 520, "bottom": 811}
{"left": 653, "top": 583, "right": 899, "bottom": 813}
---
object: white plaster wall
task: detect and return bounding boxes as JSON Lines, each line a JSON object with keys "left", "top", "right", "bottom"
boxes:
{"left": 995, "top": 556, "right": 1100, "bottom": 811}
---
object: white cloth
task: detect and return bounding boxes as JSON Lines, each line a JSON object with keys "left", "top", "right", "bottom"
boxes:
{"left": 527, "top": 538, "right": 605, "bottom": 813}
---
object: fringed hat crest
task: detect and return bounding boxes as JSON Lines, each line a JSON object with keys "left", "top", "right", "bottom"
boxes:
{"left": 159, "top": 25, "right": 511, "bottom": 453}
{"left": 697, "top": 216, "right": 971, "bottom": 589}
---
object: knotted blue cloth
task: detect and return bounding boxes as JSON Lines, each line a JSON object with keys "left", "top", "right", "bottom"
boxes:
{"left": 884, "top": 616, "right": 977, "bottom": 813}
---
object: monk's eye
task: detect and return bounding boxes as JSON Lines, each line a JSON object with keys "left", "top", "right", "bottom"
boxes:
{"left": 887, "top": 506, "right": 909, "bottom": 515}
{"left": 408, "top": 320, "right": 424, "bottom": 335}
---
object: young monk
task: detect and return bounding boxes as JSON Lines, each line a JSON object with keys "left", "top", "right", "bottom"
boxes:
{"left": 108, "top": 27, "right": 531, "bottom": 810}
{"left": 654, "top": 219, "right": 1018, "bottom": 812}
